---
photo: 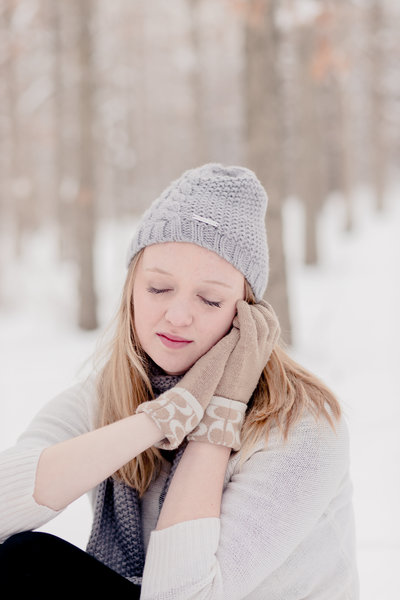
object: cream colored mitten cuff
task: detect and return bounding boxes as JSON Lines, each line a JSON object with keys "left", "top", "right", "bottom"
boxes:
{"left": 136, "top": 387, "right": 204, "bottom": 450}
{"left": 186, "top": 396, "right": 247, "bottom": 451}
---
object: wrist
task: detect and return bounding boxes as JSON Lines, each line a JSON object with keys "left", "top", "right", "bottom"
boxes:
{"left": 187, "top": 396, "right": 247, "bottom": 450}
{"left": 186, "top": 438, "right": 232, "bottom": 457}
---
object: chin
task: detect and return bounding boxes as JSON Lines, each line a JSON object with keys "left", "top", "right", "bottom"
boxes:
{"left": 154, "top": 355, "right": 194, "bottom": 377}
{"left": 158, "top": 365, "right": 187, "bottom": 377}
{"left": 164, "top": 368, "right": 187, "bottom": 376}
{"left": 163, "top": 360, "right": 191, "bottom": 376}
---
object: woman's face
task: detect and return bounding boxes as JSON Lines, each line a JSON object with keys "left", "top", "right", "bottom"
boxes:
{"left": 133, "top": 242, "right": 246, "bottom": 375}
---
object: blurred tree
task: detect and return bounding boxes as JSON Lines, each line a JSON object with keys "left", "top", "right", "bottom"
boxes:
{"left": 318, "top": 2, "right": 357, "bottom": 232}
{"left": 49, "top": 0, "right": 73, "bottom": 260}
{"left": 188, "top": 0, "right": 208, "bottom": 165}
{"left": 292, "top": 2, "right": 357, "bottom": 256}
{"left": 0, "top": 1, "right": 11, "bottom": 245}
{"left": 3, "top": 0, "right": 36, "bottom": 257}
{"left": 75, "top": 0, "right": 97, "bottom": 330}
{"left": 337, "top": 4, "right": 358, "bottom": 231}
{"left": 292, "top": 11, "right": 325, "bottom": 265}
{"left": 368, "top": 0, "right": 388, "bottom": 211}
{"left": 95, "top": 1, "right": 138, "bottom": 217}
{"left": 242, "top": 0, "right": 292, "bottom": 344}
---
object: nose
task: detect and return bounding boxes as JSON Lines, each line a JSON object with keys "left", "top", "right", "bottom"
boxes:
{"left": 164, "top": 298, "right": 193, "bottom": 328}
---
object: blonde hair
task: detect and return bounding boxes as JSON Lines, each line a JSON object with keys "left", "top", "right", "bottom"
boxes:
{"left": 96, "top": 248, "right": 341, "bottom": 496}
{"left": 239, "top": 285, "right": 341, "bottom": 469}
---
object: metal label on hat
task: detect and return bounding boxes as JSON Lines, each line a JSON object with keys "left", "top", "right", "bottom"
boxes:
{"left": 192, "top": 214, "right": 220, "bottom": 228}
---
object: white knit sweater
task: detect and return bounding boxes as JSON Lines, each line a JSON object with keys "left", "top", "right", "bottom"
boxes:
{"left": 0, "top": 376, "right": 359, "bottom": 599}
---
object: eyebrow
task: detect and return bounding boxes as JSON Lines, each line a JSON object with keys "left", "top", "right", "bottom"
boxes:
{"left": 144, "top": 267, "right": 233, "bottom": 289}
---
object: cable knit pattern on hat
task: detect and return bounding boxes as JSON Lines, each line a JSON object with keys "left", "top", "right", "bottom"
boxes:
{"left": 126, "top": 163, "right": 269, "bottom": 301}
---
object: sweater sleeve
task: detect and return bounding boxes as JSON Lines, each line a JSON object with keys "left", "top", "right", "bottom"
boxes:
{"left": 0, "top": 375, "right": 97, "bottom": 543}
{"left": 140, "top": 411, "right": 351, "bottom": 599}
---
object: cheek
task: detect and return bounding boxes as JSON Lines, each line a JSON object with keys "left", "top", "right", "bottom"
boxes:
{"left": 201, "top": 306, "right": 236, "bottom": 348}
{"left": 133, "top": 288, "right": 151, "bottom": 337}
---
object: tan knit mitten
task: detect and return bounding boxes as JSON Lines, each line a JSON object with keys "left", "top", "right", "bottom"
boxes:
{"left": 136, "top": 326, "right": 239, "bottom": 450}
{"left": 187, "top": 299, "right": 281, "bottom": 451}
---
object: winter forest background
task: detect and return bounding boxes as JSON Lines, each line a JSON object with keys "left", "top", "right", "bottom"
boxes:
{"left": 0, "top": 1, "right": 399, "bottom": 598}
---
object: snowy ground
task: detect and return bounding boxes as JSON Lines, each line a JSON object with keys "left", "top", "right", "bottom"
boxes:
{"left": 1, "top": 187, "right": 399, "bottom": 599}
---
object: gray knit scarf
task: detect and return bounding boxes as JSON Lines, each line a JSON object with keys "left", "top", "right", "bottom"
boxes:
{"left": 86, "top": 360, "right": 186, "bottom": 585}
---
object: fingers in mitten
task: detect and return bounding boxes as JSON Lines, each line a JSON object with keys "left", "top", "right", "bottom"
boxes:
{"left": 252, "top": 301, "right": 280, "bottom": 334}
{"left": 235, "top": 300, "right": 259, "bottom": 348}
{"left": 178, "top": 325, "right": 240, "bottom": 400}
{"left": 251, "top": 304, "right": 271, "bottom": 339}
{"left": 256, "top": 299, "right": 280, "bottom": 328}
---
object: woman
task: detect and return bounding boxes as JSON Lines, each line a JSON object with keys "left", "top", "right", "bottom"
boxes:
{"left": 0, "top": 164, "right": 359, "bottom": 598}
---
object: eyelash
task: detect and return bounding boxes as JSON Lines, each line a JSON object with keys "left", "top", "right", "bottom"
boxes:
{"left": 146, "top": 287, "right": 222, "bottom": 308}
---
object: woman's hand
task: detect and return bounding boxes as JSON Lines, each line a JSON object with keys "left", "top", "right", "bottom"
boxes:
{"left": 187, "top": 299, "right": 281, "bottom": 450}
{"left": 217, "top": 299, "right": 281, "bottom": 401}
{"left": 136, "top": 326, "right": 239, "bottom": 450}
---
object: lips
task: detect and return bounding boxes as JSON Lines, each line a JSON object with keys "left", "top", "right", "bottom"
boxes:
{"left": 156, "top": 333, "right": 193, "bottom": 349}
{"left": 157, "top": 333, "right": 192, "bottom": 342}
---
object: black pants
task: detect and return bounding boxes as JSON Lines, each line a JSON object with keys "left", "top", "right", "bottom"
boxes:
{"left": 0, "top": 531, "right": 142, "bottom": 598}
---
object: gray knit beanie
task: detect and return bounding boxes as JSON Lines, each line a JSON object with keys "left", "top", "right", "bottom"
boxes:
{"left": 126, "top": 163, "right": 269, "bottom": 301}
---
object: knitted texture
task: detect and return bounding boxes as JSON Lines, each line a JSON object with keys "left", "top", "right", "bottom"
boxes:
{"left": 86, "top": 366, "right": 186, "bottom": 585}
{"left": 126, "top": 163, "right": 269, "bottom": 301}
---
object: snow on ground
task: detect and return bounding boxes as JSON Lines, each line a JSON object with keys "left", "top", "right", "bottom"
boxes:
{"left": 284, "top": 186, "right": 400, "bottom": 600}
{"left": 1, "top": 187, "right": 399, "bottom": 599}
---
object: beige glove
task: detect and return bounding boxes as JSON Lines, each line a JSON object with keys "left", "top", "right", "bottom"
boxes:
{"left": 136, "top": 326, "right": 239, "bottom": 450}
{"left": 187, "top": 299, "right": 281, "bottom": 450}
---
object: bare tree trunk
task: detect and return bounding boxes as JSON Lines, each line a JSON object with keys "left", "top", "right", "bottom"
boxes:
{"left": 295, "top": 2, "right": 356, "bottom": 239}
{"left": 369, "top": 0, "right": 388, "bottom": 212}
{"left": 329, "top": 2, "right": 357, "bottom": 232}
{"left": 3, "top": 1, "right": 31, "bottom": 258}
{"left": 293, "top": 21, "right": 324, "bottom": 265}
{"left": 188, "top": 0, "right": 208, "bottom": 165}
{"left": 335, "top": 71, "right": 354, "bottom": 231}
{"left": 116, "top": 3, "right": 137, "bottom": 215}
{"left": 49, "top": 0, "right": 74, "bottom": 259}
{"left": 129, "top": 3, "right": 156, "bottom": 211}
{"left": 76, "top": 0, "right": 97, "bottom": 330}
{"left": 243, "top": 0, "right": 292, "bottom": 345}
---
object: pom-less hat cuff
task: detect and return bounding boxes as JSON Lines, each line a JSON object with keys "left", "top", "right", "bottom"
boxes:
{"left": 126, "top": 216, "right": 268, "bottom": 302}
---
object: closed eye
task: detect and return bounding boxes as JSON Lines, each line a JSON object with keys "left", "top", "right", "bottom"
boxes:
{"left": 146, "top": 287, "right": 221, "bottom": 308}
{"left": 147, "top": 287, "right": 170, "bottom": 294}
{"left": 202, "top": 298, "right": 222, "bottom": 308}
